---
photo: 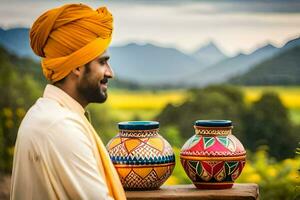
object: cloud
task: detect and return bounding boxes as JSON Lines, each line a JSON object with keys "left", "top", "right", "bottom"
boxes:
{"left": 0, "top": 0, "right": 300, "bottom": 55}
{"left": 180, "top": 0, "right": 300, "bottom": 15}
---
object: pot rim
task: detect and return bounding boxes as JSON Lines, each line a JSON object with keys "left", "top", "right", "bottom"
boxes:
{"left": 118, "top": 121, "right": 159, "bottom": 130}
{"left": 194, "top": 120, "right": 232, "bottom": 127}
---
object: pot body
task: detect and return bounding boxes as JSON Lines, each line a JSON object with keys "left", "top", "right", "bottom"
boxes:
{"left": 107, "top": 121, "right": 175, "bottom": 190}
{"left": 180, "top": 120, "right": 246, "bottom": 189}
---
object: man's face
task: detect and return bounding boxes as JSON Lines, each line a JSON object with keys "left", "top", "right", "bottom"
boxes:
{"left": 77, "top": 51, "right": 114, "bottom": 103}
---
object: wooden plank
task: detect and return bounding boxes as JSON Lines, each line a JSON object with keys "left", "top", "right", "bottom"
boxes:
{"left": 126, "top": 183, "right": 259, "bottom": 200}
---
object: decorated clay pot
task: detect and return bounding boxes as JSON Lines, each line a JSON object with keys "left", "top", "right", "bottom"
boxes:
{"left": 106, "top": 121, "right": 175, "bottom": 190}
{"left": 180, "top": 120, "right": 246, "bottom": 189}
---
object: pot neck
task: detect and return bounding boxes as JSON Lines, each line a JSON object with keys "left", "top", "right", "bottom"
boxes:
{"left": 194, "top": 126, "right": 233, "bottom": 136}
{"left": 119, "top": 128, "right": 159, "bottom": 138}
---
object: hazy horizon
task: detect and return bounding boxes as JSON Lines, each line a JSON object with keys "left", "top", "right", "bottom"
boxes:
{"left": 1, "top": 0, "right": 300, "bottom": 56}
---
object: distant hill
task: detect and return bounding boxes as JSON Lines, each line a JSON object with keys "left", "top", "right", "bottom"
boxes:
{"left": 229, "top": 46, "right": 300, "bottom": 85}
{"left": 0, "top": 43, "right": 43, "bottom": 81}
{"left": 282, "top": 36, "right": 300, "bottom": 50}
{"left": 185, "top": 44, "right": 280, "bottom": 86}
{"left": 184, "top": 37, "right": 300, "bottom": 86}
{"left": 1, "top": 27, "right": 299, "bottom": 87}
{"left": 0, "top": 45, "right": 143, "bottom": 90}
{"left": 0, "top": 28, "right": 210, "bottom": 85}
{"left": 0, "top": 27, "right": 35, "bottom": 58}
{"left": 109, "top": 43, "right": 204, "bottom": 85}
{"left": 192, "top": 42, "right": 227, "bottom": 66}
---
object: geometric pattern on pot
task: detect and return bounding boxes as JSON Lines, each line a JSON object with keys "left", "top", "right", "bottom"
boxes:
{"left": 181, "top": 135, "right": 245, "bottom": 157}
{"left": 181, "top": 159, "right": 246, "bottom": 183}
{"left": 114, "top": 163, "right": 175, "bottom": 190}
{"left": 107, "top": 135, "right": 175, "bottom": 165}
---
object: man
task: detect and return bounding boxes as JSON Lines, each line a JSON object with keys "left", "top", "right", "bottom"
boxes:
{"left": 10, "top": 3, "right": 126, "bottom": 200}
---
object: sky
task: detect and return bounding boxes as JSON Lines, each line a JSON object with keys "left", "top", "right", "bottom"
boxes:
{"left": 0, "top": 0, "right": 300, "bottom": 56}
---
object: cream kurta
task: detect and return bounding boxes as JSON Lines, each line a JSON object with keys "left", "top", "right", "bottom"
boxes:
{"left": 11, "top": 84, "right": 113, "bottom": 200}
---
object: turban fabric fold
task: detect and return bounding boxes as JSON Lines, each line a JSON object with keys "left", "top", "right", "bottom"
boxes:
{"left": 30, "top": 4, "right": 113, "bottom": 82}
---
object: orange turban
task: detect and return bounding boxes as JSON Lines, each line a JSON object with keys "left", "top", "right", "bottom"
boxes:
{"left": 30, "top": 4, "right": 113, "bottom": 82}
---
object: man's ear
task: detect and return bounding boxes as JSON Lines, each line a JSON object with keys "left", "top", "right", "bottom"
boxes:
{"left": 71, "top": 66, "right": 84, "bottom": 77}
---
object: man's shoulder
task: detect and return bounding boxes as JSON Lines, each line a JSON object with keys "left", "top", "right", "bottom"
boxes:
{"left": 15, "top": 97, "right": 93, "bottom": 162}
{"left": 19, "top": 97, "right": 84, "bottom": 137}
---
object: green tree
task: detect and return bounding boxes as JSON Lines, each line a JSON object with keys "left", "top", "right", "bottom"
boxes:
{"left": 160, "top": 125, "right": 183, "bottom": 148}
{"left": 243, "top": 92, "right": 299, "bottom": 160}
{"left": 157, "top": 85, "right": 247, "bottom": 142}
{"left": 87, "top": 104, "right": 119, "bottom": 144}
{"left": 0, "top": 46, "right": 42, "bottom": 172}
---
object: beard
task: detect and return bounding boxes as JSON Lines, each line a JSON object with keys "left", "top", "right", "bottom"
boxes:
{"left": 77, "top": 73, "right": 108, "bottom": 104}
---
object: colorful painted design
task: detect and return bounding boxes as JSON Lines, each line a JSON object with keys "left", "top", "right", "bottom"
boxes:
{"left": 107, "top": 122, "right": 175, "bottom": 190}
{"left": 181, "top": 134, "right": 245, "bottom": 157}
{"left": 119, "top": 129, "right": 158, "bottom": 138}
{"left": 108, "top": 135, "right": 175, "bottom": 165}
{"left": 181, "top": 158, "right": 246, "bottom": 189}
{"left": 180, "top": 120, "right": 246, "bottom": 189}
{"left": 114, "top": 163, "right": 174, "bottom": 190}
{"left": 194, "top": 126, "right": 232, "bottom": 135}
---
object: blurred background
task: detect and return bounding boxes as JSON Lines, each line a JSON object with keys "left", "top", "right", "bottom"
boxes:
{"left": 0, "top": 0, "right": 300, "bottom": 199}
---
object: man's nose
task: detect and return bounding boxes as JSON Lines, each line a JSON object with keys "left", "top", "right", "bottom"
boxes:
{"left": 105, "top": 65, "right": 114, "bottom": 78}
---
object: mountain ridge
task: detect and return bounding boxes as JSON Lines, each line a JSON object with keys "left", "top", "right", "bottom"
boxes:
{"left": 184, "top": 36, "right": 300, "bottom": 87}
{"left": 229, "top": 46, "right": 300, "bottom": 85}
{"left": 1, "top": 27, "right": 299, "bottom": 87}
{"left": 192, "top": 41, "right": 228, "bottom": 66}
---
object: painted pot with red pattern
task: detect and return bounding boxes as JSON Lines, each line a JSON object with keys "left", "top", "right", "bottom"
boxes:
{"left": 180, "top": 120, "right": 246, "bottom": 189}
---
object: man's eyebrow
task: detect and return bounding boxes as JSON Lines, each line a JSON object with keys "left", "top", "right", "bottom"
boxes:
{"left": 98, "top": 56, "right": 110, "bottom": 62}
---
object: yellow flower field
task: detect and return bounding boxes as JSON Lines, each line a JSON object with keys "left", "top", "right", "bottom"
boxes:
{"left": 108, "top": 90, "right": 188, "bottom": 110}
{"left": 107, "top": 86, "right": 300, "bottom": 122}
{"left": 243, "top": 86, "right": 300, "bottom": 109}
{"left": 109, "top": 86, "right": 300, "bottom": 110}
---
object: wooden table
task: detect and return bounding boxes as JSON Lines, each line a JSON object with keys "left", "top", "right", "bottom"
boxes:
{"left": 126, "top": 184, "right": 259, "bottom": 200}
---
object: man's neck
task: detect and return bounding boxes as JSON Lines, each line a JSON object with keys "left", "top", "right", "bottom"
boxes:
{"left": 53, "top": 83, "right": 88, "bottom": 108}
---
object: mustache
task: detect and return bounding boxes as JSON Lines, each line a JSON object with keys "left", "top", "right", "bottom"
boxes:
{"left": 100, "top": 76, "right": 109, "bottom": 84}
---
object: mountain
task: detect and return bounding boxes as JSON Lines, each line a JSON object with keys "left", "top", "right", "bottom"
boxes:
{"left": 1, "top": 27, "right": 299, "bottom": 87}
{"left": 184, "top": 37, "right": 300, "bottom": 87}
{"left": 282, "top": 37, "right": 300, "bottom": 50}
{"left": 0, "top": 27, "right": 35, "bottom": 59}
{"left": 229, "top": 46, "right": 300, "bottom": 85}
{"left": 192, "top": 42, "right": 227, "bottom": 66}
{"left": 0, "top": 44, "right": 143, "bottom": 90}
{"left": 0, "top": 43, "right": 42, "bottom": 80}
{"left": 109, "top": 43, "right": 204, "bottom": 85}
{"left": 0, "top": 28, "right": 205, "bottom": 85}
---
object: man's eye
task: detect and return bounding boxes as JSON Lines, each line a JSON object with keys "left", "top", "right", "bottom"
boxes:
{"left": 99, "top": 60, "right": 107, "bottom": 65}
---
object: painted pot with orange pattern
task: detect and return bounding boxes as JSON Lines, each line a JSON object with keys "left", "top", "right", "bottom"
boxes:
{"left": 180, "top": 120, "right": 246, "bottom": 189}
{"left": 106, "top": 121, "right": 175, "bottom": 190}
